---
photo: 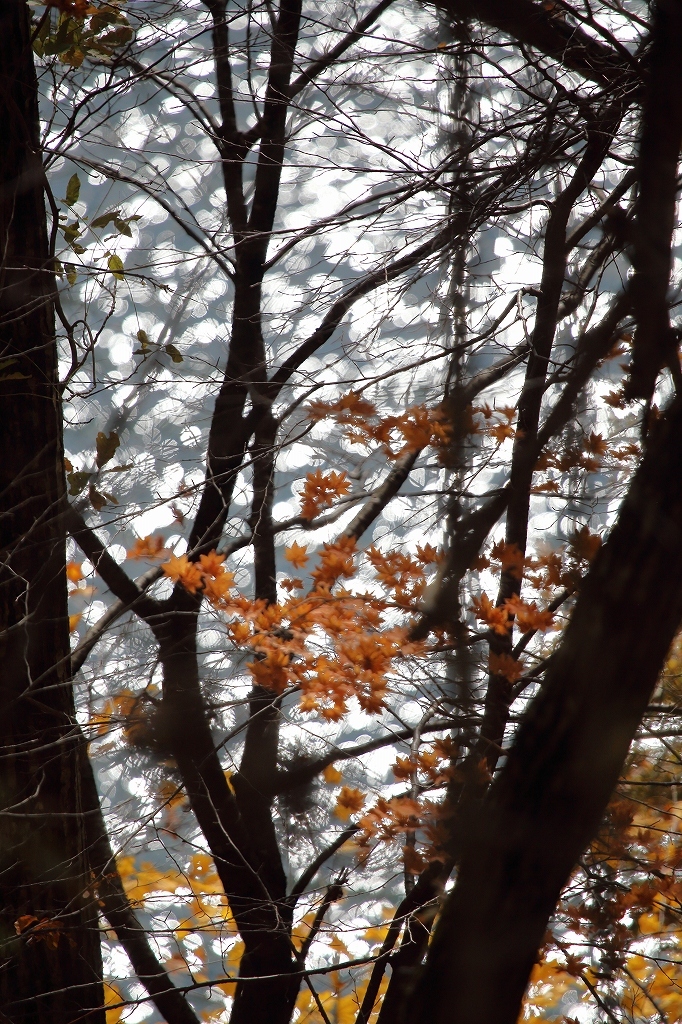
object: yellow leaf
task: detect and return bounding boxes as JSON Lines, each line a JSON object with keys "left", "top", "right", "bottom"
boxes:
{"left": 108, "top": 254, "right": 125, "bottom": 280}
{"left": 104, "top": 983, "right": 125, "bottom": 1024}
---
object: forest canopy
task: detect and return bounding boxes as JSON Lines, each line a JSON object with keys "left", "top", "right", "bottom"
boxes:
{"left": 3, "top": 1, "right": 682, "bottom": 1023}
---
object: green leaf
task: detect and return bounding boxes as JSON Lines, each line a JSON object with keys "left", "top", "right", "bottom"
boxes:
{"left": 164, "top": 344, "right": 183, "bottom": 364}
{"left": 65, "top": 264, "right": 78, "bottom": 286}
{"left": 54, "top": 259, "right": 64, "bottom": 279}
{"left": 65, "top": 174, "right": 81, "bottom": 206}
{"left": 95, "top": 430, "right": 120, "bottom": 469}
{"left": 108, "top": 254, "right": 124, "bottom": 280}
{"left": 114, "top": 217, "right": 132, "bottom": 238}
{"left": 68, "top": 471, "right": 92, "bottom": 496}
{"left": 70, "top": 243, "right": 86, "bottom": 255}
{"left": 62, "top": 220, "right": 81, "bottom": 244}
{"left": 42, "top": 20, "right": 75, "bottom": 57}
{"left": 91, "top": 210, "right": 120, "bottom": 230}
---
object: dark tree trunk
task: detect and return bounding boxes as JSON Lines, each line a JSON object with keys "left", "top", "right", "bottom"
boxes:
{"left": 0, "top": 4, "right": 104, "bottom": 1020}
{"left": 404, "top": 394, "right": 682, "bottom": 1024}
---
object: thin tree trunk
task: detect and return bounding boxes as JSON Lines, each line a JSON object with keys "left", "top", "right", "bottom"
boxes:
{"left": 0, "top": 4, "right": 103, "bottom": 1019}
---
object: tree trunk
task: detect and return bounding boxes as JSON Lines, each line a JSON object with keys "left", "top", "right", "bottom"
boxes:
{"left": 405, "top": 394, "right": 682, "bottom": 1024}
{"left": 0, "top": 3, "right": 104, "bottom": 1020}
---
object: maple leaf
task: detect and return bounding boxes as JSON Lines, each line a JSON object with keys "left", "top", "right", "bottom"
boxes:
{"left": 504, "top": 596, "right": 555, "bottom": 633}
{"left": 161, "top": 553, "right": 203, "bottom": 593}
{"left": 334, "top": 786, "right": 366, "bottom": 821}
{"left": 488, "top": 421, "right": 515, "bottom": 444}
{"left": 127, "top": 534, "right": 167, "bottom": 560}
{"left": 604, "top": 388, "right": 626, "bottom": 408}
{"left": 247, "top": 650, "right": 291, "bottom": 694}
{"left": 198, "top": 550, "right": 226, "bottom": 577}
{"left": 229, "top": 621, "right": 251, "bottom": 645}
{"left": 311, "top": 536, "right": 357, "bottom": 589}
{"left": 489, "top": 651, "right": 524, "bottom": 682}
{"left": 203, "top": 571, "right": 235, "bottom": 605}
{"left": 284, "top": 542, "right": 309, "bottom": 569}
{"left": 393, "top": 755, "right": 415, "bottom": 781}
{"left": 322, "top": 765, "right": 343, "bottom": 784}
{"left": 299, "top": 469, "right": 352, "bottom": 520}
{"left": 280, "top": 577, "right": 304, "bottom": 592}
{"left": 416, "top": 543, "right": 441, "bottom": 564}
{"left": 569, "top": 525, "right": 602, "bottom": 563}
{"left": 585, "top": 431, "right": 608, "bottom": 458}
{"left": 471, "top": 592, "right": 510, "bottom": 634}
{"left": 491, "top": 541, "right": 524, "bottom": 579}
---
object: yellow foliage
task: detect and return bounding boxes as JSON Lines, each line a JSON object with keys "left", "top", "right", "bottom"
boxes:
{"left": 104, "top": 983, "right": 125, "bottom": 1024}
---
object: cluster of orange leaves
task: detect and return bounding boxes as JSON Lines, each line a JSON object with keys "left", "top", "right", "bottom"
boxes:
{"left": 355, "top": 794, "right": 449, "bottom": 873}
{"left": 472, "top": 592, "right": 555, "bottom": 636}
{"left": 162, "top": 550, "right": 235, "bottom": 603}
{"left": 307, "top": 392, "right": 452, "bottom": 459}
{"left": 155, "top": 537, "right": 435, "bottom": 720}
{"left": 469, "top": 403, "right": 518, "bottom": 444}
{"left": 392, "top": 736, "right": 456, "bottom": 787}
{"left": 298, "top": 469, "right": 351, "bottom": 520}
{"left": 533, "top": 432, "right": 639, "bottom": 485}
{"left": 524, "top": 527, "right": 602, "bottom": 595}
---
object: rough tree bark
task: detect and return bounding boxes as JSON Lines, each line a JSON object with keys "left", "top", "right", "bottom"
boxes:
{"left": 0, "top": 2, "right": 104, "bottom": 1021}
{"left": 405, "top": 397, "right": 682, "bottom": 1024}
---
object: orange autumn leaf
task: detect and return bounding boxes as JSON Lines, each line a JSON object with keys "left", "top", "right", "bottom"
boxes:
{"left": 203, "top": 570, "right": 235, "bottom": 604}
{"left": 393, "top": 755, "right": 415, "bottom": 781}
{"left": 284, "top": 542, "right": 309, "bottom": 569}
{"left": 127, "top": 534, "right": 168, "bottom": 560}
{"left": 503, "top": 596, "right": 555, "bottom": 633}
{"left": 489, "top": 651, "right": 524, "bottom": 683}
{"left": 198, "top": 550, "right": 226, "bottom": 576}
{"left": 66, "top": 561, "right": 84, "bottom": 582}
{"left": 299, "top": 469, "right": 351, "bottom": 520}
{"left": 161, "top": 553, "right": 204, "bottom": 593}
{"left": 471, "top": 592, "right": 510, "bottom": 635}
{"left": 334, "top": 786, "right": 366, "bottom": 821}
{"left": 322, "top": 764, "right": 343, "bottom": 784}
{"left": 69, "top": 613, "right": 82, "bottom": 633}
{"left": 247, "top": 650, "right": 291, "bottom": 694}
{"left": 490, "top": 541, "right": 524, "bottom": 579}
{"left": 307, "top": 390, "right": 377, "bottom": 423}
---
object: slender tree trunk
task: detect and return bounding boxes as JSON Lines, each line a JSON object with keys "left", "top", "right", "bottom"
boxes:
{"left": 0, "top": 4, "right": 104, "bottom": 1020}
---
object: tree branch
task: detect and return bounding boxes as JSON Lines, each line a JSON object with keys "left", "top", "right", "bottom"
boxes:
{"left": 81, "top": 741, "right": 202, "bottom": 1024}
